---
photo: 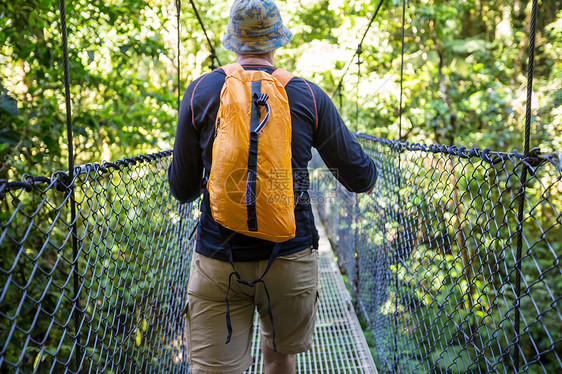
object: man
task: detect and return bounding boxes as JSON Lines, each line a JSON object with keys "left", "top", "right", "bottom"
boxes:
{"left": 168, "top": 0, "right": 377, "bottom": 373}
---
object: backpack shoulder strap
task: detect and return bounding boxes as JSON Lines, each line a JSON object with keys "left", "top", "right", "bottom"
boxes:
{"left": 221, "top": 63, "right": 244, "bottom": 75}
{"left": 272, "top": 68, "right": 294, "bottom": 87}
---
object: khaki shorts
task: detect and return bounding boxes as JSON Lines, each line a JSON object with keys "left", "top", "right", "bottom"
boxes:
{"left": 185, "top": 246, "right": 320, "bottom": 374}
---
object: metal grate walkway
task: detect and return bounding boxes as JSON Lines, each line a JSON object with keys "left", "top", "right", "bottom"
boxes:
{"left": 244, "top": 218, "right": 378, "bottom": 374}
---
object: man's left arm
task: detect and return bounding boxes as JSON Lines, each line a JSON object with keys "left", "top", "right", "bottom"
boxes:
{"left": 310, "top": 84, "right": 377, "bottom": 193}
{"left": 168, "top": 87, "right": 203, "bottom": 203}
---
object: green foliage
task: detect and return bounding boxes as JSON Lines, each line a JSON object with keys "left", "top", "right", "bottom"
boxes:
{"left": 1, "top": 0, "right": 177, "bottom": 180}
{"left": 2, "top": 0, "right": 560, "bottom": 177}
{"left": 329, "top": 0, "right": 562, "bottom": 151}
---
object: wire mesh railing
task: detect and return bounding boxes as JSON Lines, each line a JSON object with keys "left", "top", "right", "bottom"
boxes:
{"left": 2, "top": 133, "right": 561, "bottom": 373}
{"left": 312, "top": 133, "right": 561, "bottom": 374}
{"left": 1, "top": 152, "right": 197, "bottom": 373}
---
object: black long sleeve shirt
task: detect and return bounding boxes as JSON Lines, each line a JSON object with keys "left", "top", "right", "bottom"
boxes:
{"left": 169, "top": 64, "right": 377, "bottom": 261}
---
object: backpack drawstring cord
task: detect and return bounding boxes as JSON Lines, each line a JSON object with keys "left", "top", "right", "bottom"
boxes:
{"left": 221, "top": 228, "right": 281, "bottom": 352}
{"left": 224, "top": 272, "right": 278, "bottom": 352}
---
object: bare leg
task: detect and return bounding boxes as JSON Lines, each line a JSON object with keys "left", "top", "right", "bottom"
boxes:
{"left": 261, "top": 340, "right": 295, "bottom": 374}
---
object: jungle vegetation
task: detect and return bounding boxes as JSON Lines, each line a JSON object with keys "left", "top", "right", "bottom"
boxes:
{"left": 1, "top": 0, "right": 560, "bottom": 179}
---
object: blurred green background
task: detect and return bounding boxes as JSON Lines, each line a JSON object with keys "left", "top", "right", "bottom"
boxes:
{"left": 1, "top": 0, "right": 560, "bottom": 180}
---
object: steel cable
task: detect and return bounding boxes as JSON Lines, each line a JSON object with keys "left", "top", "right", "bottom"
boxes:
{"left": 514, "top": 0, "right": 539, "bottom": 371}
{"left": 188, "top": 0, "right": 221, "bottom": 69}
{"left": 57, "top": 1, "right": 82, "bottom": 372}
{"left": 398, "top": 0, "right": 406, "bottom": 142}
{"left": 332, "top": 0, "right": 386, "bottom": 100}
{"left": 393, "top": 1, "right": 407, "bottom": 371}
{"left": 176, "top": 0, "right": 182, "bottom": 110}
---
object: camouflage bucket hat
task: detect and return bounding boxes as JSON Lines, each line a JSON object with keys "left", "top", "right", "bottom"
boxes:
{"left": 222, "top": 0, "right": 293, "bottom": 54}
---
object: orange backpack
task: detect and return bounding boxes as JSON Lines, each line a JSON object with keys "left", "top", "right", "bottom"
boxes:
{"left": 207, "top": 63, "right": 296, "bottom": 242}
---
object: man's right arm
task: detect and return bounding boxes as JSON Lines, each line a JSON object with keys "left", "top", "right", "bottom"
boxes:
{"left": 168, "top": 82, "right": 204, "bottom": 203}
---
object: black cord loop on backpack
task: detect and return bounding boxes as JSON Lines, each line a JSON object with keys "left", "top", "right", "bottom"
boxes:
{"left": 253, "top": 93, "right": 271, "bottom": 133}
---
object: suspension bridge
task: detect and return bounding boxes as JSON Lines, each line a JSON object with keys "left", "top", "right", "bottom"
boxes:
{"left": 1, "top": 0, "right": 561, "bottom": 373}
